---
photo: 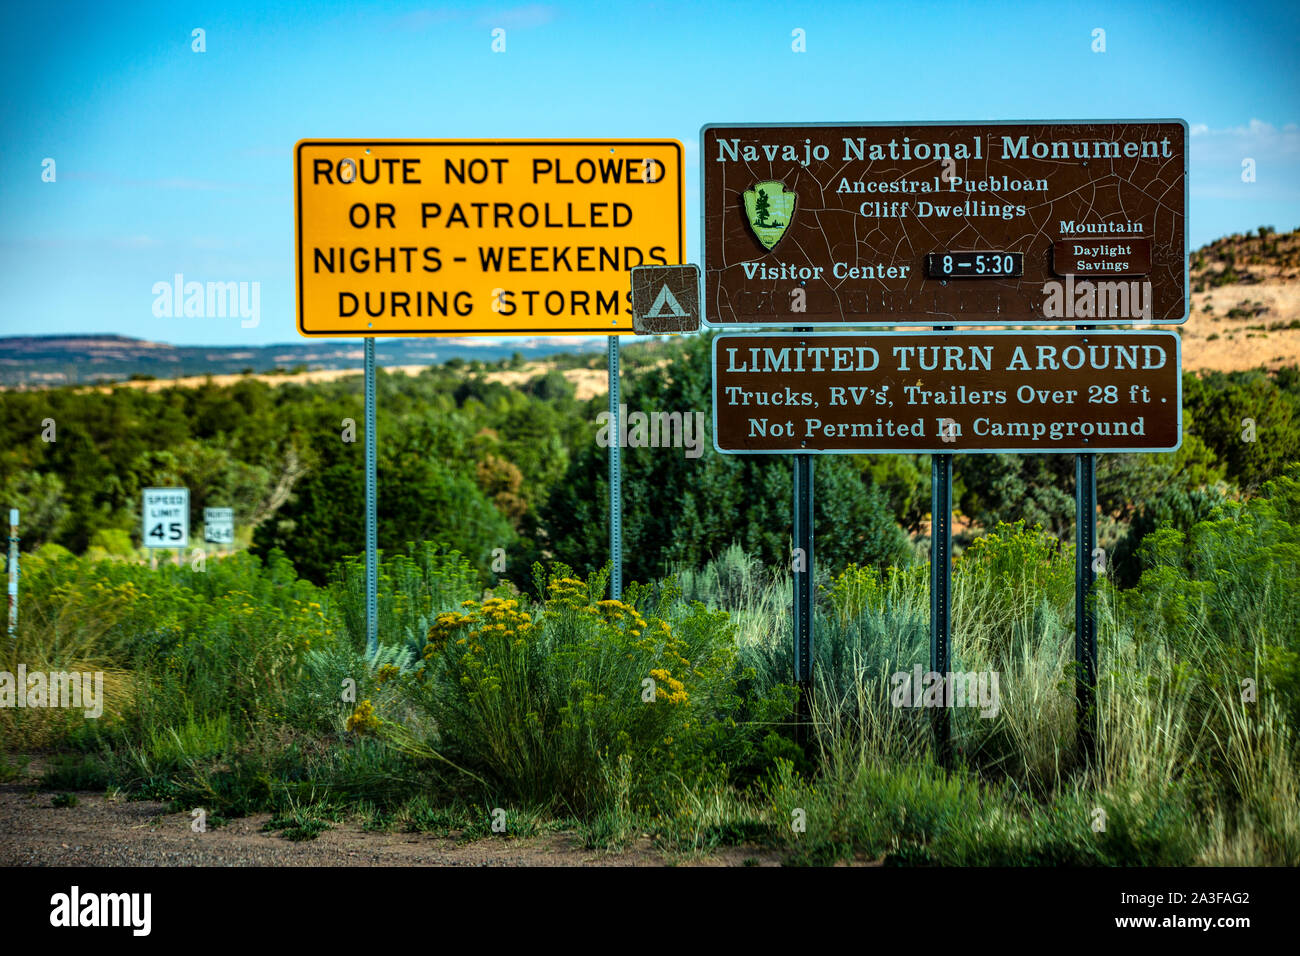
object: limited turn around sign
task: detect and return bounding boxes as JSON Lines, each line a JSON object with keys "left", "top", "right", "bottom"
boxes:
{"left": 712, "top": 330, "right": 1181, "bottom": 454}
{"left": 296, "top": 140, "right": 684, "bottom": 336}
{"left": 701, "top": 120, "right": 1187, "bottom": 327}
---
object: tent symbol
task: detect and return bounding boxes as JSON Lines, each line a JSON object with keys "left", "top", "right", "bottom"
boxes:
{"left": 645, "top": 283, "right": 689, "bottom": 319}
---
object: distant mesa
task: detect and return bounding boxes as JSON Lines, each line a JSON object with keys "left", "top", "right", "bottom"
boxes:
{"left": 0, "top": 333, "right": 606, "bottom": 387}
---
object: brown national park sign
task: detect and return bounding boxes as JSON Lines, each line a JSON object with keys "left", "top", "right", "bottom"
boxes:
{"left": 712, "top": 331, "right": 1181, "bottom": 454}
{"left": 702, "top": 121, "right": 1187, "bottom": 326}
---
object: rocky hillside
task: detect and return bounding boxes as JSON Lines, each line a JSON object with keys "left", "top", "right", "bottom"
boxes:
{"left": 1179, "top": 226, "right": 1300, "bottom": 372}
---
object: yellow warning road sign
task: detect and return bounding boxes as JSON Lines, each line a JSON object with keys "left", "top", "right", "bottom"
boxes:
{"left": 295, "top": 140, "right": 685, "bottom": 337}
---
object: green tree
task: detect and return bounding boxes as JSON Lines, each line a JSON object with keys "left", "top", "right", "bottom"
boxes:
{"left": 1183, "top": 368, "right": 1300, "bottom": 488}
{"left": 542, "top": 334, "right": 910, "bottom": 581}
{"left": 130, "top": 441, "right": 273, "bottom": 538}
{"left": 251, "top": 423, "right": 516, "bottom": 584}
{"left": 0, "top": 472, "right": 68, "bottom": 548}
{"left": 957, "top": 453, "right": 1077, "bottom": 540}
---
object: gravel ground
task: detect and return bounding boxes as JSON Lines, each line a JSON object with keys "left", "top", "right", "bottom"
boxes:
{"left": 0, "top": 760, "right": 786, "bottom": 867}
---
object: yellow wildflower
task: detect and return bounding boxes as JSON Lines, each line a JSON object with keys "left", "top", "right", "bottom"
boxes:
{"left": 345, "top": 699, "right": 381, "bottom": 733}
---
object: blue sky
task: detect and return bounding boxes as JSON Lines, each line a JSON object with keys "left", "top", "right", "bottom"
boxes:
{"left": 1, "top": 0, "right": 1297, "bottom": 346}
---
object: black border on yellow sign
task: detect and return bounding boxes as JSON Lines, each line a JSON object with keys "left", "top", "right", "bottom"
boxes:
{"left": 295, "top": 139, "right": 685, "bottom": 337}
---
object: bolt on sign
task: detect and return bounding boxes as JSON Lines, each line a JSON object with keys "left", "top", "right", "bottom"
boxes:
{"left": 712, "top": 331, "right": 1182, "bottom": 454}
{"left": 701, "top": 121, "right": 1187, "bottom": 327}
{"left": 295, "top": 140, "right": 685, "bottom": 336}
{"left": 203, "top": 507, "right": 235, "bottom": 545}
{"left": 631, "top": 264, "right": 700, "bottom": 334}
{"left": 143, "top": 488, "right": 190, "bottom": 549}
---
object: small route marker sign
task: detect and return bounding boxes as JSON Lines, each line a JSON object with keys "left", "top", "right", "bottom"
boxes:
{"left": 712, "top": 330, "right": 1182, "bottom": 454}
{"left": 701, "top": 120, "right": 1187, "bottom": 327}
{"left": 631, "top": 264, "right": 700, "bottom": 334}
{"left": 142, "top": 488, "right": 190, "bottom": 549}
{"left": 203, "top": 507, "right": 235, "bottom": 545}
{"left": 296, "top": 139, "right": 685, "bottom": 336}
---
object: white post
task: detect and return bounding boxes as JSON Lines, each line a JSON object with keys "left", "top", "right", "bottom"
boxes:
{"left": 7, "top": 508, "right": 17, "bottom": 639}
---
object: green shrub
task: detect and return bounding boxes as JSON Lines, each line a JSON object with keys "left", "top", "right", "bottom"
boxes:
{"left": 379, "top": 564, "right": 795, "bottom": 813}
{"left": 41, "top": 754, "right": 111, "bottom": 791}
{"left": 88, "top": 528, "right": 135, "bottom": 557}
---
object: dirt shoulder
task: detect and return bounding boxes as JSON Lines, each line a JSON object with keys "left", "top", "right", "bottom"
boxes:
{"left": 0, "top": 767, "right": 785, "bottom": 868}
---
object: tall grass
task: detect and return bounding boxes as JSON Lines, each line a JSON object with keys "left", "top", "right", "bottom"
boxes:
{"left": 330, "top": 541, "right": 481, "bottom": 654}
{"left": 1, "top": 548, "right": 137, "bottom": 748}
{"left": 6, "top": 473, "right": 1297, "bottom": 864}
{"left": 684, "top": 492, "right": 1300, "bottom": 864}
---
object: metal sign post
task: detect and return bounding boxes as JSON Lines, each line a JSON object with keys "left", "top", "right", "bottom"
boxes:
{"left": 1075, "top": 438, "right": 1099, "bottom": 761}
{"left": 364, "top": 337, "right": 378, "bottom": 657}
{"left": 623, "top": 263, "right": 700, "bottom": 601}
{"left": 7, "top": 508, "right": 17, "bottom": 640}
{"left": 607, "top": 334, "right": 622, "bottom": 600}
{"left": 793, "top": 328, "right": 815, "bottom": 724}
{"left": 1074, "top": 453, "right": 1098, "bottom": 745}
{"left": 1075, "top": 320, "right": 1099, "bottom": 762}
{"left": 929, "top": 323, "right": 954, "bottom": 762}
{"left": 793, "top": 456, "right": 815, "bottom": 684}
{"left": 930, "top": 452, "right": 954, "bottom": 762}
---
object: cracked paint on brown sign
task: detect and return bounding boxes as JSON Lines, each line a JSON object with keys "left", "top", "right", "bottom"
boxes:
{"left": 702, "top": 122, "right": 1187, "bottom": 326}
{"left": 712, "top": 331, "right": 1182, "bottom": 454}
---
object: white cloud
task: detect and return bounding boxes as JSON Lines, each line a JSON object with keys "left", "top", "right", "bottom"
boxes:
{"left": 391, "top": 8, "right": 464, "bottom": 30}
{"left": 476, "top": 5, "right": 558, "bottom": 29}
{"left": 1187, "top": 119, "right": 1300, "bottom": 204}
{"left": 1188, "top": 118, "right": 1300, "bottom": 161}
{"left": 391, "top": 5, "right": 558, "bottom": 31}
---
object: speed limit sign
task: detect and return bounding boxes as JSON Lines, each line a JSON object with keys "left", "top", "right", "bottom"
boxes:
{"left": 142, "top": 488, "right": 189, "bottom": 549}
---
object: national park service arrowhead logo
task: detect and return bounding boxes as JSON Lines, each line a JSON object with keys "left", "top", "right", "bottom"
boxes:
{"left": 743, "top": 181, "right": 796, "bottom": 251}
